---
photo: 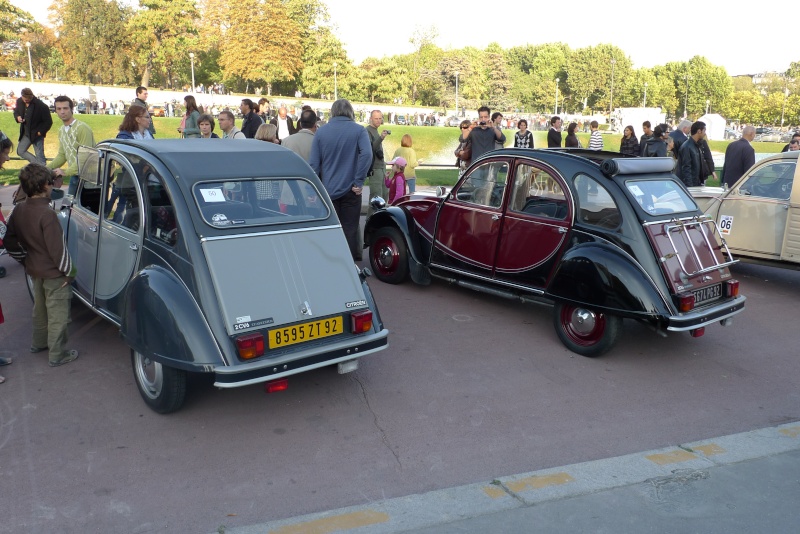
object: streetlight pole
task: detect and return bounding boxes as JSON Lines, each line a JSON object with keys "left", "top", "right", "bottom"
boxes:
{"left": 684, "top": 74, "right": 691, "bottom": 118}
{"left": 705, "top": 99, "right": 710, "bottom": 115}
{"left": 25, "top": 41, "right": 33, "bottom": 83}
{"left": 333, "top": 62, "right": 338, "bottom": 100}
{"left": 782, "top": 88, "right": 789, "bottom": 127}
{"left": 454, "top": 71, "right": 459, "bottom": 117}
{"left": 554, "top": 78, "right": 559, "bottom": 115}
{"left": 189, "top": 52, "right": 195, "bottom": 93}
{"left": 643, "top": 82, "right": 648, "bottom": 107}
{"left": 609, "top": 59, "right": 616, "bottom": 117}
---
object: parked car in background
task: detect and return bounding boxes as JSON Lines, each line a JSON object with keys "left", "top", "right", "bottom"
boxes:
{"left": 49, "top": 140, "right": 388, "bottom": 413}
{"left": 446, "top": 116, "right": 461, "bottom": 127}
{"left": 396, "top": 115, "right": 407, "bottom": 125}
{"left": 365, "top": 149, "right": 745, "bottom": 357}
{"left": 724, "top": 128, "right": 742, "bottom": 140}
{"left": 690, "top": 151, "right": 799, "bottom": 270}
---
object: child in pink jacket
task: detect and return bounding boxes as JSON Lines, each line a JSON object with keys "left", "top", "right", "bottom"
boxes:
{"left": 384, "top": 157, "right": 407, "bottom": 204}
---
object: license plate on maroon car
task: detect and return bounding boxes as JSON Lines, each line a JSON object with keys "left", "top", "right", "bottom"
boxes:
{"left": 693, "top": 284, "right": 721, "bottom": 306}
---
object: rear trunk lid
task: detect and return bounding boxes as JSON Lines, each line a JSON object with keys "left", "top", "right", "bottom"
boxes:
{"left": 202, "top": 227, "right": 367, "bottom": 336}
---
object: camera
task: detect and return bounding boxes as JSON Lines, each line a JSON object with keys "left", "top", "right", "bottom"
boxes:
{"left": 383, "top": 130, "right": 391, "bottom": 135}
{"left": 479, "top": 121, "right": 486, "bottom": 126}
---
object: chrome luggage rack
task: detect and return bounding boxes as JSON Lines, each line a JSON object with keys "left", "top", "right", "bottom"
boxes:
{"left": 660, "top": 216, "right": 738, "bottom": 276}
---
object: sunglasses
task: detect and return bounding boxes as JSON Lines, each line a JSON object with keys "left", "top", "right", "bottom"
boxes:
{"left": 461, "top": 126, "right": 469, "bottom": 129}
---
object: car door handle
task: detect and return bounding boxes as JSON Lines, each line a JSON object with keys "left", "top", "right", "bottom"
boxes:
{"left": 88, "top": 226, "right": 97, "bottom": 232}
{"left": 129, "top": 243, "right": 139, "bottom": 251}
{"left": 492, "top": 214, "right": 500, "bottom": 221}
{"left": 557, "top": 226, "right": 568, "bottom": 233}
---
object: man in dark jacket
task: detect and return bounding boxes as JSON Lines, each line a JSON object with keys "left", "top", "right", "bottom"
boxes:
{"left": 547, "top": 116, "right": 562, "bottom": 147}
{"left": 131, "top": 86, "right": 156, "bottom": 137}
{"left": 13, "top": 88, "right": 52, "bottom": 165}
{"left": 239, "top": 99, "right": 263, "bottom": 139}
{"left": 638, "top": 121, "right": 654, "bottom": 156}
{"left": 721, "top": 126, "right": 756, "bottom": 187}
{"left": 269, "top": 106, "right": 297, "bottom": 141}
{"left": 678, "top": 121, "right": 706, "bottom": 187}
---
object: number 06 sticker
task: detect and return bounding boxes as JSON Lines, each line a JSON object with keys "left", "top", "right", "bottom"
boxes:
{"left": 719, "top": 215, "right": 734, "bottom": 235}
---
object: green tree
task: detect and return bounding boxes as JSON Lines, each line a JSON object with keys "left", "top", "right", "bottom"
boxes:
{"left": 298, "top": 27, "right": 350, "bottom": 99}
{"left": 483, "top": 43, "right": 513, "bottom": 111}
{"left": 567, "top": 44, "right": 629, "bottom": 112}
{"left": 50, "top": 0, "right": 133, "bottom": 84}
{"left": 505, "top": 43, "right": 569, "bottom": 113}
{"left": 128, "top": 0, "right": 199, "bottom": 88}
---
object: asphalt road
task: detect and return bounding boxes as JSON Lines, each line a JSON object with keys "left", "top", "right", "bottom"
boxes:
{"left": 1, "top": 251, "right": 799, "bottom": 533}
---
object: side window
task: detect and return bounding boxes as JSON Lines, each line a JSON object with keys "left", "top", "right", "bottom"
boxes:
{"left": 510, "top": 163, "right": 568, "bottom": 219}
{"left": 104, "top": 158, "right": 141, "bottom": 231}
{"left": 574, "top": 174, "right": 621, "bottom": 229}
{"left": 455, "top": 161, "right": 509, "bottom": 208}
{"left": 739, "top": 161, "right": 794, "bottom": 200}
{"left": 77, "top": 181, "right": 102, "bottom": 215}
{"left": 147, "top": 172, "right": 178, "bottom": 247}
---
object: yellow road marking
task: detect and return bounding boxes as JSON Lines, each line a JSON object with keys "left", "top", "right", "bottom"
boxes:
{"left": 780, "top": 426, "right": 800, "bottom": 438}
{"left": 482, "top": 485, "right": 508, "bottom": 499}
{"left": 694, "top": 443, "right": 726, "bottom": 456}
{"left": 506, "top": 472, "right": 575, "bottom": 493}
{"left": 645, "top": 450, "right": 698, "bottom": 465}
{"left": 270, "top": 509, "right": 389, "bottom": 534}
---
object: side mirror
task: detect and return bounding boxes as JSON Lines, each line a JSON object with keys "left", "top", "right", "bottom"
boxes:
{"left": 435, "top": 185, "right": 447, "bottom": 197}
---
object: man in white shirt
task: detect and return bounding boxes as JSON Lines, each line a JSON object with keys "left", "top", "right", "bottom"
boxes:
{"left": 270, "top": 106, "right": 296, "bottom": 141}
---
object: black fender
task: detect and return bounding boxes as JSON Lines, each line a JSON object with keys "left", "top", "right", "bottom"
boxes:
{"left": 546, "top": 242, "right": 671, "bottom": 319}
{"left": 120, "top": 265, "right": 223, "bottom": 372}
{"left": 364, "top": 207, "right": 431, "bottom": 285}
{"left": 358, "top": 268, "right": 385, "bottom": 332}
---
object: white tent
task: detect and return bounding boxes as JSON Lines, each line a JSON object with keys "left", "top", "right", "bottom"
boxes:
{"left": 698, "top": 113, "right": 726, "bottom": 141}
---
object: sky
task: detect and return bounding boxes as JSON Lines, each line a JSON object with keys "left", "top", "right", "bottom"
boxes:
{"left": 12, "top": 0, "right": 793, "bottom": 77}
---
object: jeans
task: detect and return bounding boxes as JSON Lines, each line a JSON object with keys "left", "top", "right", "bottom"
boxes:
{"left": 406, "top": 178, "right": 416, "bottom": 194}
{"left": 67, "top": 175, "right": 80, "bottom": 196}
{"left": 332, "top": 190, "right": 362, "bottom": 261}
{"left": 17, "top": 135, "right": 46, "bottom": 165}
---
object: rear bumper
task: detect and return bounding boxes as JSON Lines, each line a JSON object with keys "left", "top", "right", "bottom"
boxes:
{"left": 213, "top": 329, "right": 389, "bottom": 388}
{"left": 665, "top": 296, "right": 746, "bottom": 332}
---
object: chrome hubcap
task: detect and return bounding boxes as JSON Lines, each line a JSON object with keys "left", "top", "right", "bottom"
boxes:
{"left": 570, "top": 308, "right": 597, "bottom": 336}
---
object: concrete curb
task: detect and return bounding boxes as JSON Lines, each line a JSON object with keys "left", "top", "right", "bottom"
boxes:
{"left": 220, "top": 422, "right": 800, "bottom": 534}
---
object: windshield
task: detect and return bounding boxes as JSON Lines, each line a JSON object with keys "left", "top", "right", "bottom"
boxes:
{"left": 193, "top": 178, "right": 329, "bottom": 227}
{"left": 625, "top": 179, "right": 698, "bottom": 216}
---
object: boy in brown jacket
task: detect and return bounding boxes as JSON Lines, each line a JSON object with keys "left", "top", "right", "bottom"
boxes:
{"left": 4, "top": 163, "right": 79, "bottom": 367}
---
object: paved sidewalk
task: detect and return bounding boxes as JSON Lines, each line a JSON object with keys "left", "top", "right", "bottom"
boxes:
{"left": 222, "top": 422, "right": 800, "bottom": 534}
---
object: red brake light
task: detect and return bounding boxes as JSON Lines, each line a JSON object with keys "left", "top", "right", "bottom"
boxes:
{"left": 724, "top": 279, "right": 740, "bottom": 298}
{"left": 690, "top": 327, "right": 705, "bottom": 338}
{"left": 236, "top": 333, "right": 265, "bottom": 359}
{"left": 265, "top": 378, "right": 288, "bottom": 393}
{"left": 677, "top": 293, "right": 695, "bottom": 313}
{"left": 350, "top": 310, "right": 373, "bottom": 334}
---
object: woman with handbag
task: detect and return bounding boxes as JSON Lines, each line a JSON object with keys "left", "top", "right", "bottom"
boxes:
{"left": 455, "top": 120, "right": 473, "bottom": 177}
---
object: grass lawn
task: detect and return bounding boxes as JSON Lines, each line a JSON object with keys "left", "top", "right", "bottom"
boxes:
{"left": 0, "top": 112, "right": 786, "bottom": 187}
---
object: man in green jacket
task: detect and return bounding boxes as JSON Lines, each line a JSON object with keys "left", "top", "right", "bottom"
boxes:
{"left": 47, "top": 95, "right": 95, "bottom": 196}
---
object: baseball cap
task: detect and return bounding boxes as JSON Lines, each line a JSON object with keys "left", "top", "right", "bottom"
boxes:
{"left": 387, "top": 157, "right": 407, "bottom": 167}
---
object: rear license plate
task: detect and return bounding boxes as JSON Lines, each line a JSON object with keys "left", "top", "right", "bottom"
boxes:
{"left": 268, "top": 316, "right": 343, "bottom": 349}
{"left": 693, "top": 284, "right": 721, "bottom": 306}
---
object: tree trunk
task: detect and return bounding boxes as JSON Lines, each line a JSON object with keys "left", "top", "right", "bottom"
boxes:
{"left": 141, "top": 65, "right": 151, "bottom": 88}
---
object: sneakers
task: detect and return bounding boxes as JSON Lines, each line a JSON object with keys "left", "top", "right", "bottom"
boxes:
{"left": 30, "top": 346, "right": 48, "bottom": 353}
{"left": 49, "top": 349, "right": 79, "bottom": 367}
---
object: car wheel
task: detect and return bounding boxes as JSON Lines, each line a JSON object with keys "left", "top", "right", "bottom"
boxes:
{"left": 0, "top": 266, "right": 5, "bottom": 278}
{"left": 131, "top": 349, "right": 187, "bottom": 414}
{"left": 370, "top": 226, "right": 409, "bottom": 284}
{"left": 552, "top": 302, "right": 622, "bottom": 357}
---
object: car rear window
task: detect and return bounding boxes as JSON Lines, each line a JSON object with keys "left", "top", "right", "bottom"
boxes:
{"left": 193, "top": 178, "right": 329, "bottom": 227}
{"left": 625, "top": 179, "right": 697, "bottom": 216}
